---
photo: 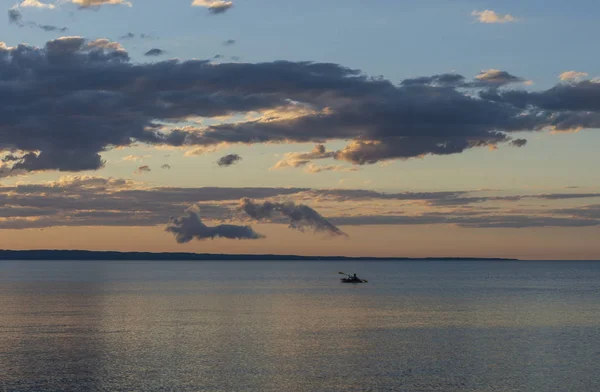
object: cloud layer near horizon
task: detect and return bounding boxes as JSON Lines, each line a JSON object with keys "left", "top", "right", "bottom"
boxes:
{"left": 0, "top": 176, "right": 597, "bottom": 231}
{"left": 1, "top": 37, "right": 600, "bottom": 176}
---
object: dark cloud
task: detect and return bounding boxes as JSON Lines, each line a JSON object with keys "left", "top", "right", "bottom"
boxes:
{"left": 9, "top": 151, "right": 104, "bottom": 172}
{"left": 213, "top": 54, "right": 223, "bottom": 59}
{"left": 311, "top": 189, "right": 466, "bottom": 201}
{"left": 120, "top": 32, "right": 155, "bottom": 40}
{"left": 135, "top": 165, "right": 151, "bottom": 173}
{"left": 38, "top": 24, "right": 68, "bottom": 32}
{"left": 1, "top": 37, "right": 600, "bottom": 175}
{"left": 537, "top": 193, "right": 600, "bottom": 200}
{"left": 216, "top": 153, "right": 242, "bottom": 167}
{"left": 401, "top": 70, "right": 526, "bottom": 88}
{"left": 144, "top": 48, "right": 165, "bottom": 56}
{"left": 161, "top": 164, "right": 171, "bottom": 169}
{"left": 509, "top": 138, "right": 527, "bottom": 147}
{"left": 554, "top": 204, "right": 600, "bottom": 220}
{"left": 481, "top": 80, "right": 600, "bottom": 113}
{"left": 7, "top": 8, "right": 66, "bottom": 32}
{"left": 8, "top": 8, "right": 23, "bottom": 25}
{"left": 166, "top": 207, "right": 263, "bottom": 243}
{"left": 401, "top": 73, "right": 466, "bottom": 87}
{"left": 209, "top": 5, "right": 231, "bottom": 14}
{"left": 223, "top": 39, "right": 236, "bottom": 46}
{"left": 240, "top": 198, "right": 346, "bottom": 236}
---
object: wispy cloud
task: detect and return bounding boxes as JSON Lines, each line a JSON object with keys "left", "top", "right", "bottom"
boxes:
{"left": 272, "top": 145, "right": 336, "bottom": 170}
{"left": 472, "top": 10, "right": 516, "bottom": 24}
{"left": 18, "top": 0, "right": 55, "bottom": 9}
{"left": 70, "top": 0, "right": 132, "bottom": 8}
{"left": 134, "top": 165, "right": 151, "bottom": 174}
{"left": 7, "top": 7, "right": 67, "bottom": 31}
{"left": 88, "top": 38, "right": 125, "bottom": 51}
{"left": 122, "top": 155, "right": 149, "bottom": 162}
{"left": 560, "top": 71, "right": 588, "bottom": 81}
{"left": 475, "top": 69, "right": 529, "bottom": 86}
{"left": 8, "top": 8, "right": 24, "bottom": 24}
{"left": 305, "top": 164, "right": 359, "bottom": 174}
{"left": 191, "top": 0, "right": 232, "bottom": 14}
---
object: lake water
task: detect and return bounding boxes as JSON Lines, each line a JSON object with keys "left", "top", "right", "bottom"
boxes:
{"left": 1, "top": 260, "right": 599, "bottom": 391}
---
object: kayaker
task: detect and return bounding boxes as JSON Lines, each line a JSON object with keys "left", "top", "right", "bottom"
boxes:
{"left": 352, "top": 273, "right": 358, "bottom": 281}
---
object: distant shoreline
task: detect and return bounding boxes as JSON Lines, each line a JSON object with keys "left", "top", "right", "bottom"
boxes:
{"left": 0, "top": 250, "right": 518, "bottom": 261}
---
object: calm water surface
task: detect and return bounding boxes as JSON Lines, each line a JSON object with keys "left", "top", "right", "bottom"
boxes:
{"left": 1, "top": 260, "right": 599, "bottom": 391}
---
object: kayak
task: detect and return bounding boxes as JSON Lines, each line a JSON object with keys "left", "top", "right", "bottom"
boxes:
{"left": 340, "top": 278, "right": 367, "bottom": 283}
{"left": 338, "top": 272, "right": 368, "bottom": 283}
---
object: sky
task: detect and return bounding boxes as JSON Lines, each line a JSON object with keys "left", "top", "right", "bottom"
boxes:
{"left": 1, "top": 0, "right": 600, "bottom": 259}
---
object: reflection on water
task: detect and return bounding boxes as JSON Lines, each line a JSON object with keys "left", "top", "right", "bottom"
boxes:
{"left": 1, "top": 260, "right": 599, "bottom": 391}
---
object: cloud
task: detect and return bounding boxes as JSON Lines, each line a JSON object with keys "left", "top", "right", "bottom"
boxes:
{"left": 330, "top": 214, "right": 600, "bottom": 229}
{"left": 38, "top": 24, "right": 68, "bottom": 32}
{"left": 8, "top": 8, "right": 23, "bottom": 25}
{"left": 401, "top": 73, "right": 466, "bottom": 87}
{"left": 474, "top": 69, "right": 527, "bottom": 86}
{"left": 70, "top": 0, "right": 132, "bottom": 8}
{"left": 240, "top": 198, "right": 346, "bottom": 236}
{"left": 216, "top": 153, "right": 242, "bottom": 167}
{"left": 135, "top": 165, "right": 151, "bottom": 174}
{"left": 554, "top": 204, "right": 600, "bottom": 219}
{"left": 272, "top": 144, "right": 336, "bottom": 169}
{"left": 305, "top": 164, "right": 359, "bottom": 173}
{"left": 122, "top": 154, "right": 149, "bottom": 162}
{"left": 472, "top": 10, "right": 516, "bottom": 24}
{"left": 89, "top": 38, "right": 124, "bottom": 51}
{"left": 536, "top": 193, "right": 600, "bottom": 200}
{"left": 191, "top": 0, "right": 233, "bottom": 14}
{"left": 509, "top": 138, "right": 527, "bottom": 147}
{"left": 0, "top": 178, "right": 599, "bottom": 230}
{"left": 166, "top": 207, "right": 263, "bottom": 243}
{"left": 161, "top": 164, "right": 171, "bottom": 169}
{"left": 223, "top": 39, "right": 236, "bottom": 46}
{"left": 144, "top": 48, "right": 165, "bottom": 56}
{"left": 0, "top": 179, "right": 310, "bottom": 229}
{"left": 3, "top": 37, "right": 600, "bottom": 174}
{"left": 308, "top": 189, "right": 467, "bottom": 202}
{"left": 18, "top": 0, "right": 55, "bottom": 9}
{"left": 120, "top": 32, "right": 154, "bottom": 40}
{"left": 8, "top": 9, "right": 68, "bottom": 32}
{"left": 560, "top": 71, "right": 588, "bottom": 81}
